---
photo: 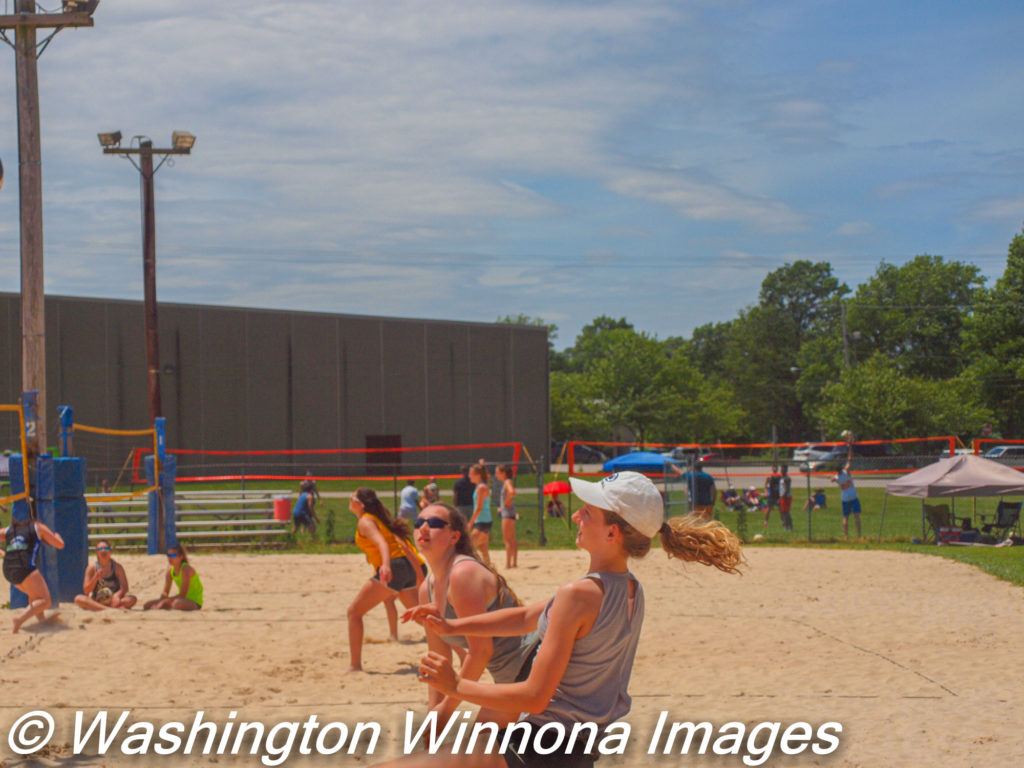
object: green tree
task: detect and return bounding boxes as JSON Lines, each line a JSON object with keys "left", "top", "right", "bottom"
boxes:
{"left": 817, "top": 353, "right": 991, "bottom": 439}
{"left": 550, "top": 370, "right": 608, "bottom": 442}
{"left": 584, "top": 329, "right": 679, "bottom": 445}
{"left": 847, "top": 255, "right": 982, "bottom": 378}
{"left": 682, "top": 320, "right": 733, "bottom": 380}
{"left": 563, "top": 315, "right": 634, "bottom": 373}
{"left": 718, "top": 261, "right": 848, "bottom": 440}
{"left": 963, "top": 226, "right": 1024, "bottom": 434}
{"left": 759, "top": 260, "right": 848, "bottom": 337}
{"left": 496, "top": 313, "right": 564, "bottom": 368}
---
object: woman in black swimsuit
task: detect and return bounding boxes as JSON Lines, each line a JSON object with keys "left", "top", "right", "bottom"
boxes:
{"left": 0, "top": 515, "right": 65, "bottom": 633}
{"left": 74, "top": 539, "right": 137, "bottom": 610}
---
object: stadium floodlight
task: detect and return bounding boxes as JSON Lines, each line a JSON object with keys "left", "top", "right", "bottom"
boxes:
{"left": 171, "top": 131, "right": 196, "bottom": 151}
{"left": 62, "top": 0, "right": 100, "bottom": 15}
{"left": 97, "top": 131, "right": 122, "bottom": 147}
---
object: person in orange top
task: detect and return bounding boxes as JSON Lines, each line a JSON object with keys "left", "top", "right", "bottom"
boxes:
{"left": 346, "top": 487, "right": 426, "bottom": 672}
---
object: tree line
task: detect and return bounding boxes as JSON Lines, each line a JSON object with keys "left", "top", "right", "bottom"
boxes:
{"left": 500, "top": 225, "right": 1024, "bottom": 446}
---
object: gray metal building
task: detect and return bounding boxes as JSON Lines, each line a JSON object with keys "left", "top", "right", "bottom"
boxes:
{"left": 0, "top": 293, "right": 549, "bottom": 480}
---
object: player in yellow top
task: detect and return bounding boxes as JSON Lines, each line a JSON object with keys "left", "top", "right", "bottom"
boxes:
{"left": 347, "top": 487, "right": 425, "bottom": 672}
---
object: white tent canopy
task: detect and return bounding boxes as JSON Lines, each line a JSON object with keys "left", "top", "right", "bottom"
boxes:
{"left": 885, "top": 454, "right": 1024, "bottom": 499}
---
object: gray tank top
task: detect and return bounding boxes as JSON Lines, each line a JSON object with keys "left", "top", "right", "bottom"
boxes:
{"left": 500, "top": 483, "right": 515, "bottom": 514}
{"left": 426, "top": 556, "right": 534, "bottom": 684}
{"left": 527, "top": 571, "right": 645, "bottom": 727}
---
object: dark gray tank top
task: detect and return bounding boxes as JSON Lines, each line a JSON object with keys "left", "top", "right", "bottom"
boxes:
{"left": 426, "top": 556, "right": 533, "bottom": 683}
{"left": 528, "top": 571, "right": 645, "bottom": 727}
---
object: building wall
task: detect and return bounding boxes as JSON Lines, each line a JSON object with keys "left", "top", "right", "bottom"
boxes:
{"left": 0, "top": 293, "right": 549, "bottom": 480}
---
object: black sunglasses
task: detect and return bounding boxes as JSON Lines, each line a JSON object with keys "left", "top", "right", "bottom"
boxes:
{"left": 414, "top": 516, "right": 450, "bottom": 529}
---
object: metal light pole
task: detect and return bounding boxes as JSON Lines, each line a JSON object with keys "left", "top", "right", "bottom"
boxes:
{"left": 98, "top": 131, "right": 195, "bottom": 423}
{"left": 1, "top": 1, "right": 98, "bottom": 458}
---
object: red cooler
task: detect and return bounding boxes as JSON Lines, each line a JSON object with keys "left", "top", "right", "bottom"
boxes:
{"left": 274, "top": 496, "right": 291, "bottom": 522}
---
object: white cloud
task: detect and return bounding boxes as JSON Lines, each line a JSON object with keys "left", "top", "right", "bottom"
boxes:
{"left": 973, "top": 197, "right": 1024, "bottom": 222}
{"left": 605, "top": 167, "right": 805, "bottom": 233}
{"left": 836, "top": 221, "right": 875, "bottom": 236}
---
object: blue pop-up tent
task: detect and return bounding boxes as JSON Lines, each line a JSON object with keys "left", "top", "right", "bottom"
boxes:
{"left": 602, "top": 451, "right": 680, "bottom": 474}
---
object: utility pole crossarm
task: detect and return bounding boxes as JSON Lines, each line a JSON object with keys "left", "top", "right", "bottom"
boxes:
{"left": 0, "top": 13, "right": 94, "bottom": 30}
{"left": 102, "top": 147, "right": 192, "bottom": 156}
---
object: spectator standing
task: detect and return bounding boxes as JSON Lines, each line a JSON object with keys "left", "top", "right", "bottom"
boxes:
{"left": 452, "top": 466, "right": 475, "bottom": 520}
{"left": 763, "top": 465, "right": 782, "bottom": 530}
{"left": 292, "top": 488, "right": 318, "bottom": 535}
{"left": 673, "top": 464, "right": 717, "bottom": 521}
{"left": 779, "top": 464, "right": 794, "bottom": 532}
{"left": 467, "top": 463, "right": 493, "bottom": 565}
{"left": 300, "top": 470, "right": 321, "bottom": 505}
{"left": 398, "top": 479, "right": 420, "bottom": 522}
{"left": 420, "top": 477, "right": 440, "bottom": 509}
{"left": 833, "top": 440, "right": 862, "bottom": 539}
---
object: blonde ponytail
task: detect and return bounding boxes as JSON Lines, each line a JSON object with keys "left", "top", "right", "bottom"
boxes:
{"left": 659, "top": 516, "right": 743, "bottom": 574}
{"left": 605, "top": 510, "right": 743, "bottom": 574}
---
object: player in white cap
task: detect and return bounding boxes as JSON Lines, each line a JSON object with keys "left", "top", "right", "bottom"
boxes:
{"left": 395, "top": 470, "right": 742, "bottom": 768}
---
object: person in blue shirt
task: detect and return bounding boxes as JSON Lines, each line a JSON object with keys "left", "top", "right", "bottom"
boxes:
{"left": 672, "top": 464, "right": 717, "bottom": 520}
{"left": 292, "top": 490, "right": 317, "bottom": 535}
{"left": 832, "top": 440, "right": 861, "bottom": 539}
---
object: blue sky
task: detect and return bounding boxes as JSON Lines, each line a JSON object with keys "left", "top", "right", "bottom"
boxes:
{"left": 1, "top": 0, "right": 1022, "bottom": 346}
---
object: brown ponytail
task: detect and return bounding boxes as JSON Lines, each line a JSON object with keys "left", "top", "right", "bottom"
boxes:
{"left": 606, "top": 511, "right": 743, "bottom": 575}
{"left": 354, "top": 487, "right": 412, "bottom": 541}
{"left": 434, "top": 503, "right": 521, "bottom": 605}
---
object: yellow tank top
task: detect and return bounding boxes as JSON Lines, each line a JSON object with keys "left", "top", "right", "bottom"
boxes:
{"left": 171, "top": 563, "right": 203, "bottom": 606}
{"left": 355, "top": 514, "right": 423, "bottom": 569}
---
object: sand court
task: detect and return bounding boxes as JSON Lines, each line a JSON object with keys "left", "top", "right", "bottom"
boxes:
{"left": 0, "top": 548, "right": 1020, "bottom": 766}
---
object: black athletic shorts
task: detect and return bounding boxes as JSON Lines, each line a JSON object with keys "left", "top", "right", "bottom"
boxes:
{"left": 502, "top": 723, "right": 598, "bottom": 768}
{"left": 3, "top": 560, "right": 35, "bottom": 587}
{"left": 372, "top": 556, "right": 426, "bottom": 591}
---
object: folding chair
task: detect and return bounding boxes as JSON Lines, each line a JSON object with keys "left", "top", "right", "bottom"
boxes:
{"left": 922, "top": 503, "right": 952, "bottom": 544}
{"left": 980, "top": 501, "right": 1022, "bottom": 540}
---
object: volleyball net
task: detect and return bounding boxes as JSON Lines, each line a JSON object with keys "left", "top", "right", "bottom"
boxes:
{"left": 562, "top": 436, "right": 959, "bottom": 479}
{"left": 72, "top": 422, "right": 160, "bottom": 502}
{"left": 132, "top": 441, "right": 530, "bottom": 484}
{"left": 0, "top": 403, "right": 30, "bottom": 507}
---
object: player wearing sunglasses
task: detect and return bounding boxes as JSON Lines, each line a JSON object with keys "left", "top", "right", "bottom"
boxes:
{"left": 406, "top": 503, "right": 535, "bottom": 727}
{"left": 144, "top": 543, "right": 203, "bottom": 611}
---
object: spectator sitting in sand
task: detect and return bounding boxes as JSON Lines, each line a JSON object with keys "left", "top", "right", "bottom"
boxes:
{"left": 74, "top": 539, "right": 137, "bottom": 610}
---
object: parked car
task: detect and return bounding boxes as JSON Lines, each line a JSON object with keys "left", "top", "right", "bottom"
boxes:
{"left": 660, "top": 446, "right": 736, "bottom": 467}
{"left": 792, "top": 443, "right": 831, "bottom": 465}
{"left": 982, "top": 445, "right": 1024, "bottom": 464}
{"left": 801, "top": 443, "right": 901, "bottom": 472}
{"left": 551, "top": 441, "right": 609, "bottom": 465}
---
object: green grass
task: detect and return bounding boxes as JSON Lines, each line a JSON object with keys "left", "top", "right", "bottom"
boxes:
{"left": 73, "top": 476, "right": 1024, "bottom": 589}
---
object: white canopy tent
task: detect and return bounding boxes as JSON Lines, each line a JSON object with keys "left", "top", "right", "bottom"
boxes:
{"left": 879, "top": 454, "right": 1024, "bottom": 540}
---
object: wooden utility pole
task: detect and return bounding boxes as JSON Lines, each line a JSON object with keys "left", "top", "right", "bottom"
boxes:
{"left": 140, "top": 141, "right": 162, "bottom": 421}
{"left": 101, "top": 134, "right": 194, "bottom": 423}
{"left": 1, "top": 2, "right": 97, "bottom": 457}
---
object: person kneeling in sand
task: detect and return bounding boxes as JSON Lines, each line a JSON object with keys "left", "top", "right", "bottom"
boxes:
{"left": 74, "top": 539, "right": 137, "bottom": 610}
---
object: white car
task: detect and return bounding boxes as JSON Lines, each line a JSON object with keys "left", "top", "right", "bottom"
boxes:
{"left": 792, "top": 444, "right": 830, "bottom": 465}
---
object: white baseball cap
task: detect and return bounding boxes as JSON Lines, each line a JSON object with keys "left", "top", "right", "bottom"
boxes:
{"left": 569, "top": 471, "right": 664, "bottom": 537}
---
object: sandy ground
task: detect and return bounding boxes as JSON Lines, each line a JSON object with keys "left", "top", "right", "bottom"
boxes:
{"left": 0, "top": 547, "right": 1021, "bottom": 767}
